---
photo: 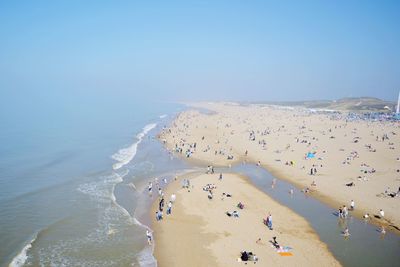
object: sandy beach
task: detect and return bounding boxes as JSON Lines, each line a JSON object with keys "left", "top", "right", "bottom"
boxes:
{"left": 2, "top": 1, "right": 399, "bottom": 266}
{"left": 152, "top": 172, "right": 340, "bottom": 267}
{"left": 159, "top": 102, "right": 400, "bottom": 231}
{"left": 151, "top": 101, "right": 400, "bottom": 266}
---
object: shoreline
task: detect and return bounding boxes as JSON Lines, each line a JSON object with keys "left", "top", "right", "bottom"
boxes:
{"left": 160, "top": 133, "right": 399, "bottom": 234}
{"left": 159, "top": 103, "right": 400, "bottom": 234}
{"left": 254, "top": 160, "right": 400, "bottom": 233}
{"left": 151, "top": 171, "right": 220, "bottom": 267}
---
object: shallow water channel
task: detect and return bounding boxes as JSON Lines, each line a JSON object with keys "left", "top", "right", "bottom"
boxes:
{"left": 229, "top": 163, "right": 400, "bottom": 267}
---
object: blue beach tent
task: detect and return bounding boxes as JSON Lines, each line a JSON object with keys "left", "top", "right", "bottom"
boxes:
{"left": 306, "top": 152, "right": 315, "bottom": 159}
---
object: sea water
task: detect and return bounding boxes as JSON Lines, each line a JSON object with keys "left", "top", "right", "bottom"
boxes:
{"left": 0, "top": 100, "right": 188, "bottom": 267}
{"left": 231, "top": 164, "right": 400, "bottom": 267}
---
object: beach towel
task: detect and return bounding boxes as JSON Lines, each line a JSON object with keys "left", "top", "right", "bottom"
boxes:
{"left": 276, "top": 246, "right": 292, "bottom": 253}
{"left": 278, "top": 252, "right": 293, "bottom": 256}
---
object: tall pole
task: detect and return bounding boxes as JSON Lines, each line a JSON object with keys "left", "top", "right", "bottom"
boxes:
{"left": 397, "top": 90, "right": 400, "bottom": 114}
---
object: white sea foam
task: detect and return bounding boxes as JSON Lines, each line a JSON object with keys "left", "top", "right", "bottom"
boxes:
{"left": 110, "top": 171, "right": 126, "bottom": 203}
{"left": 9, "top": 234, "right": 37, "bottom": 267}
{"left": 159, "top": 114, "right": 167, "bottom": 119}
{"left": 112, "top": 123, "right": 157, "bottom": 170}
{"left": 77, "top": 170, "right": 128, "bottom": 203}
{"left": 133, "top": 217, "right": 149, "bottom": 230}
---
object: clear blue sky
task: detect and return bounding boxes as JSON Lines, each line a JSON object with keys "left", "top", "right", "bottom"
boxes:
{"left": 0, "top": 0, "right": 399, "bottom": 102}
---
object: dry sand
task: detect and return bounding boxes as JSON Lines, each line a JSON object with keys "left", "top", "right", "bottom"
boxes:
{"left": 159, "top": 102, "right": 400, "bottom": 231}
{"left": 152, "top": 172, "right": 340, "bottom": 267}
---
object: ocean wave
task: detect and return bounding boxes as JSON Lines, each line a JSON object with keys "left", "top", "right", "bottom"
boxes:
{"left": 77, "top": 170, "right": 128, "bottom": 203}
{"left": 32, "top": 199, "right": 137, "bottom": 266}
{"left": 159, "top": 114, "right": 167, "bottom": 119}
{"left": 132, "top": 217, "right": 149, "bottom": 230}
{"left": 9, "top": 234, "right": 37, "bottom": 267}
{"left": 112, "top": 123, "right": 157, "bottom": 170}
{"left": 111, "top": 184, "right": 158, "bottom": 267}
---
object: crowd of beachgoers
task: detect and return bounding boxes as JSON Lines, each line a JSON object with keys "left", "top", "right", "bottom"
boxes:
{"left": 149, "top": 102, "right": 399, "bottom": 266}
{"left": 149, "top": 169, "right": 341, "bottom": 266}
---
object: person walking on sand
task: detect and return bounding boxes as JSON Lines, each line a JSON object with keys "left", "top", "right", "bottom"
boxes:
{"left": 219, "top": 173, "right": 223, "bottom": 180}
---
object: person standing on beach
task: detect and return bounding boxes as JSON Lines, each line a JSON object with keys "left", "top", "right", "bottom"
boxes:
{"left": 343, "top": 205, "right": 348, "bottom": 218}
{"left": 379, "top": 209, "right": 385, "bottom": 218}
{"left": 170, "top": 194, "right": 176, "bottom": 203}
{"left": 159, "top": 197, "right": 164, "bottom": 211}
{"left": 156, "top": 211, "right": 163, "bottom": 221}
{"left": 219, "top": 173, "right": 223, "bottom": 180}
{"left": 267, "top": 213, "right": 273, "bottom": 230}
{"left": 158, "top": 188, "right": 163, "bottom": 197}
{"left": 208, "top": 190, "right": 213, "bottom": 200}
{"left": 338, "top": 207, "right": 343, "bottom": 218}
{"left": 146, "top": 230, "right": 152, "bottom": 244}
{"left": 166, "top": 201, "right": 172, "bottom": 215}
{"left": 350, "top": 200, "right": 355, "bottom": 210}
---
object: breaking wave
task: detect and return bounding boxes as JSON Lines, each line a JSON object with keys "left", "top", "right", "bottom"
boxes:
{"left": 112, "top": 123, "right": 157, "bottom": 170}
